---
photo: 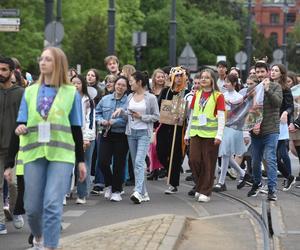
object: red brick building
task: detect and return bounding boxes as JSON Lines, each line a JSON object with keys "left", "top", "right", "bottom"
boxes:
{"left": 253, "top": 0, "right": 300, "bottom": 46}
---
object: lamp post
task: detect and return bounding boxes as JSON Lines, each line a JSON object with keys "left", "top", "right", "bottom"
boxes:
{"left": 245, "top": 0, "right": 252, "bottom": 74}
{"left": 44, "top": 0, "right": 54, "bottom": 28}
{"left": 108, "top": 0, "right": 115, "bottom": 55}
{"left": 282, "top": 0, "right": 288, "bottom": 67}
{"left": 169, "top": 0, "right": 176, "bottom": 66}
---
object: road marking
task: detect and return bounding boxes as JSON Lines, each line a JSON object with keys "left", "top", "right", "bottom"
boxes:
{"left": 61, "top": 222, "right": 71, "bottom": 230}
{"left": 63, "top": 210, "right": 86, "bottom": 217}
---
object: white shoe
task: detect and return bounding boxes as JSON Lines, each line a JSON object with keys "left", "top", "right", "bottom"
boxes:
{"left": 130, "top": 191, "right": 142, "bottom": 204}
{"left": 198, "top": 194, "right": 210, "bottom": 202}
{"left": 110, "top": 192, "right": 122, "bottom": 202}
{"left": 194, "top": 192, "right": 200, "bottom": 199}
{"left": 27, "top": 237, "right": 44, "bottom": 250}
{"left": 141, "top": 192, "right": 150, "bottom": 202}
{"left": 76, "top": 197, "right": 86, "bottom": 204}
{"left": 120, "top": 190, "right": 125, "bottom": 196}
{"left": 104, "top": 186, "right": 112, "bottom": 199}
{"left": 63, "top": 197, "right": 67, "bottom": 206}
{"left": 13, "top": 215, "right": 24, "bottom": 229}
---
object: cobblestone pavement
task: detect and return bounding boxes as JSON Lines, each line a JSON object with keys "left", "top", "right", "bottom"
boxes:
{"left": 60, "top": 214, "right": 186, "bottom": 250}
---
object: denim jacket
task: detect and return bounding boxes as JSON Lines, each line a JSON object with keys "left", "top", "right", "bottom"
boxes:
{"left": 95, "top": 92, "right": 127, "bottom": 133}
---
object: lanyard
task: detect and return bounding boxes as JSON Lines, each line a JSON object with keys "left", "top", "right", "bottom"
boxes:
{"left": 199, "top": 92, "right": 211, "bottom": 111}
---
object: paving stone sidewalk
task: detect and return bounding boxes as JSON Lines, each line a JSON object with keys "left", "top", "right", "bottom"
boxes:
{"left": 60, "top": 214, "right": 186, "bottom": 250}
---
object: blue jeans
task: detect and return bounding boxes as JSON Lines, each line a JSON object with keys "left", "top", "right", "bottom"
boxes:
{"left": 24, "top": 158, "right": 73, "bottom": 248}
{"left": 251, "top": 133, "right": 279, "bottom": 193}
{"left": 77, "top": 140, "right": 95, "bottom": 198}
{"left": 94, "top": 136, "right": 105, "bottom": 187}
{"left": 127, "top": 129, "right": 150, "bottom": 195}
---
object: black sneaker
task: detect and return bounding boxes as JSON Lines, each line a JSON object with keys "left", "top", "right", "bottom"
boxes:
{"left": 237, "top": 173, "right": 251, "bottom": 190}
{"left": 125, "top": 179, "right": 135, "bottom": 186}
{"left": 213, "top": 183, "right": 227, "bottom": 192}
{"left": 247, "top": 183, "right": 262, "bottom": 197}
{"left": 283, "top": 176, "right": 296, "bottom": 191}
{"left": 90, "top": 186, "right": 104, "bottom": 195}
{"left": 185, "top": 174, "right": 193, "bottom": 181}
{"left": 267, "top": 191, "right": 277, "bottom": 201}
{"left": 188, "top": 187, "right": 196, "bottom": 196}
{"left": 165, "top": 186, "right": 178, "bottom": 194}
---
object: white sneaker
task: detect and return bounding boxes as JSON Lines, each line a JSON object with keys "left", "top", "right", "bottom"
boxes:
{"left": 110, "top": 192, "right": 122, "bottom": 202}
{"left": 104, "top": 186, "right": 112, "bottom": 199}
{"left": 194, "top": 192, "right": 200, "bottom": 199}
{"left": 13, "top": 215, "right": 24, "bottom": 229}
{"left": 27, "top": 237, "right": 44, "bottom": 250}
{"left": 63, "top": 197, "right": 67, "bottom": 206}
{"left": 130, "top": 191, "right": 142, "bottom": 204}
{"left": 141, "top": 192, "right": 150, "bottom": 202}
{"left": 198, "top": 194, "right": 211, "bottom": 202}
{"left": 76, "top": 197, "right": 86, "bottom": 204}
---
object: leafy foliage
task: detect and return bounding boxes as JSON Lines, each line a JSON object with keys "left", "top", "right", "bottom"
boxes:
{"left": 0, "top": 0, "right": 298, "bottom": 76}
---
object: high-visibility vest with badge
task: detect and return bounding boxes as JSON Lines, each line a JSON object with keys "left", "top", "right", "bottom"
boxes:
{"left": 20, "top": 83, "right": 76, "bottom": 164}
{"left": 189, "top": 90, "right": 221, "bottom": 138}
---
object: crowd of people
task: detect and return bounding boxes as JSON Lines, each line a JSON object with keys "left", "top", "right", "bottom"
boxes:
{"left": 1, "top": 47, "right": 300, "bottom": 249}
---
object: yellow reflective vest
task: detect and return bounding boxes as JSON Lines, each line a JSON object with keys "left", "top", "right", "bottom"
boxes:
{"left": 189, "top": 90, "right": 221, "bottom": 138}
{"left": 20, "top": 83, "right": 76, "bottom": 164}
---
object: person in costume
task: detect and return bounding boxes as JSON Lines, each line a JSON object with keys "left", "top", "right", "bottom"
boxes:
{"left": 15, "top": 47, "right": 86, "bottom": 250}
{"left": 157, "top": 66, "right": 188, "bottom": 194}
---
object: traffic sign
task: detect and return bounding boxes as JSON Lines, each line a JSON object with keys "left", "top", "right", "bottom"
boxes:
{"left": 178, "top": 43, "right": 198, "bottom": 72}
{"left": 235, "top": 51, "right": 248, "bottom": 64}
{"left": 0, "top": 24, "right": 19, "bottom": 32}
{"left": 0, "top": 18, "right": 20, "bottom": 25}
{"left": 273, "top": 49, "right": 284, "bottom": 60}
{"left": 0, "top": 9, "right": 20, "bottom": 17}
{"left": 45, "top": 21, "right": 64, "bottom": 45}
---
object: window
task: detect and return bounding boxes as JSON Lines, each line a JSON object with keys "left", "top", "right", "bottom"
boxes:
{"left": 287, "top": 13, "right": 296, "bottom": 24}
{"left": 270, "top": 13, "right": 280, "bottom": 24}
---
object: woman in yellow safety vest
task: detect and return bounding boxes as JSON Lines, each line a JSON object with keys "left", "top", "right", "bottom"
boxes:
{"left": 15, "top": 47, "right": 86, "bottom": 250}
{"left": 185, "top": 69, "right": 225, "bottom": 203}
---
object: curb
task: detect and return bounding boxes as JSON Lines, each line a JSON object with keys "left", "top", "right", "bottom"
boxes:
{"left": 60, "top": 214, "right": 186, "bottom": 250}
{"left": 158, "top": 215, "right": 186, "bottom": 250}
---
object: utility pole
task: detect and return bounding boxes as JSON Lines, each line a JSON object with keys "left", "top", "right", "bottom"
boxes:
{"left": 245, "top": 0, "right": 252, "bottom": 74}
{"left": 169, "top": 0, "right": 176, "bottom": 66}
{"left": 282, "top": 0, "right": 288, "bottom": 67}
{"left": 56, "top": 0, "right": 62, "bottom": 22}
{"left": 108, "top": 0, "right": 115, "bottom": 55}
{"left": 44, "top": 0, "right": 54, "bottom": 28}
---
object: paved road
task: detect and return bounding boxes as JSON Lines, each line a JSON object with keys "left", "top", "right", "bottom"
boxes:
{"left": 1, "top": 155, "right": 299, "bottom": 250}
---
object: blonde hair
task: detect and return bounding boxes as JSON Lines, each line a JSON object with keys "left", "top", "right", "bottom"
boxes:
{"left": 37, "top": 47, "right": 70, "bottom": 87}
{"left": 104, "top": 55, "right": 119, "bottom": 66}
{"left": 104, "top": 74, "right": 117, "bottom": 84}
{"left": 151, "top": 68, "right": 166, "bottom": 92}
{"left": 121, "top": 64, "right": 136, "bottom": 79}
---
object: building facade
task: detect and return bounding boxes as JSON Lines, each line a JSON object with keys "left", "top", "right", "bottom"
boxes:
{"left": 253, "top": 0, "right": 300, "bottom": 46}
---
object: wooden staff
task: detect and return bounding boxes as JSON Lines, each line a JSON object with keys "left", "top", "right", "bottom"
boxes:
{"left": 167, "top": 123, "right": 177, "bottom": 185}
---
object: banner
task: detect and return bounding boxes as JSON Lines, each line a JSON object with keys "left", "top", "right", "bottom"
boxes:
{"left": 225, "top": 83, "right": 264, "bottom": 131}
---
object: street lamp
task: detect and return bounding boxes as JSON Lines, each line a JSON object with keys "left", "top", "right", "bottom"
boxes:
{"left": 245, "top": 0, "right": 252, "bottom": 74}
{"left": 282, "top": 0, "right": 288, "bottom": 67}
{"left": 169, "top": 0, "right": 176, "bottom": 66}
{"left": 107, "top": 0, "right": 115, "bottom": 55}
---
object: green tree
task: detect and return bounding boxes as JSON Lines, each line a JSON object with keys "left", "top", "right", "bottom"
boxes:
{"left": 0, "top": 0, "right": 44, "bottom": 73}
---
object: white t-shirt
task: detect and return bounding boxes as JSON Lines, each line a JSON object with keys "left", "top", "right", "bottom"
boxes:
{"left": 128, "top": 98, "right": 148, "bottom": 130}
{"left": 223, "top": 90, "right": 243, "bottom": 111}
